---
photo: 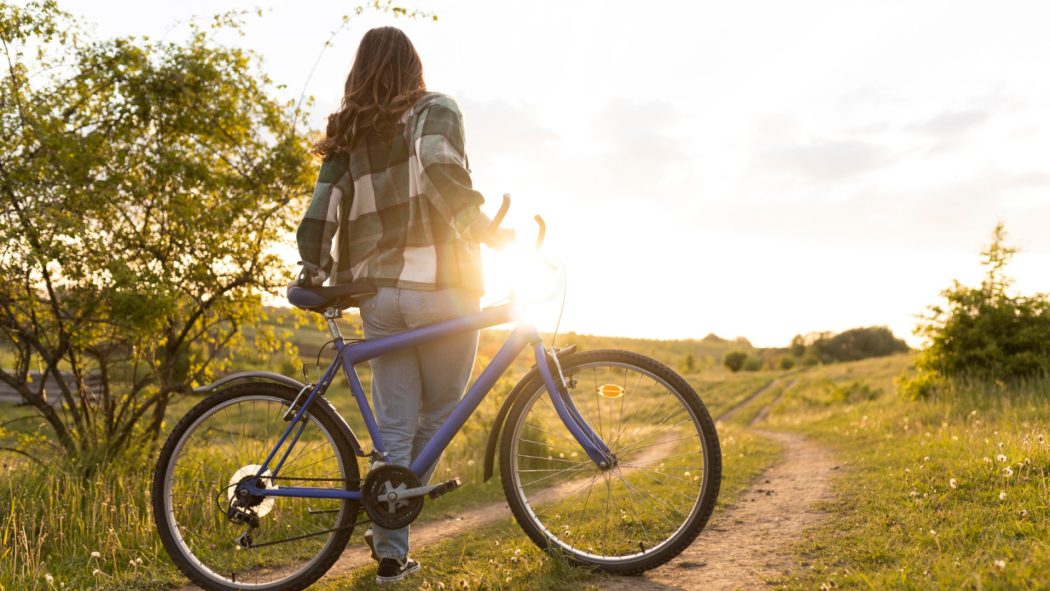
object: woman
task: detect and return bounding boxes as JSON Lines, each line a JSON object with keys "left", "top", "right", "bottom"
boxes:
{"left": 294, "top": 26, "right": 509, "bottom": 584}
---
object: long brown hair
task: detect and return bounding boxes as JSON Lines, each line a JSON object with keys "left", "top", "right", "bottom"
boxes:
{"left": 314, "top": 27, "right": 426, "bottom": 156}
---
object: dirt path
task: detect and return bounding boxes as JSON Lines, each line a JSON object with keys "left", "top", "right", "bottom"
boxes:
{"left": 599, "top": 428, "right": 836, "bottom": 591}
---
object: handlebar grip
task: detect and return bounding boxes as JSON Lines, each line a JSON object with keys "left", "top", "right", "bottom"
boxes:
{"left": 534, "top": 215, "right": 546, "bottom": 249}
{"left": 490, "top": 194, "right": 510, "bottom": 232}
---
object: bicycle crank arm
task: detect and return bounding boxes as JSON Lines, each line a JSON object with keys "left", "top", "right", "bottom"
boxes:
{"left": 374, "top": 478, "right": 462, "bottom": 503}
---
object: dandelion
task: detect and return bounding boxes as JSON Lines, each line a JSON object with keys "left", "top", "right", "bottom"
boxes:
{"left": 1020, "top": 509, "right": 1028, "bottom": 517}
{"left": 996, "top": 454, "right": 1007, "bottom": 463}
{"left": 923, "top": 456, "right": 930, "bottom": 462}
{"left": 1038, "top": 434, "right": 1045, "bottom": 444}
{"left": 90, "top": 551, "right": 101, "bottom": 559}
{"left": 135, "top": 558, "right": 143, "bottom": 566}
{"left": 45, "top": 574, "right": 54, "bottom": 585}
{"left": 92, "top": 569, "right": 102, "bottom": 576}
{"left": 998, "top": 441, "right": 1005, "bottom": 449}
{"left": 993, "top": 559, "right": 1006, "bottom": 570}
{"left": 949, "top": 478, "right": 958, "bottom": 489}
{"left": 929, "top": 529, "right": 936, "bottom": 535}
{"left": 999, "top": 491, "right": 1007, "bottom": 501}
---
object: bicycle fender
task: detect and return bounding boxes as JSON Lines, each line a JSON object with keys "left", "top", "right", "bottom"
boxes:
{"left": 483, "top": 345, "right": 579, "bottom": 482}
{"left": 483, "top": 368, "right": 541, "bottom": 482}
{"left": 193, "top": 371, "right": 307, "bottom": 394}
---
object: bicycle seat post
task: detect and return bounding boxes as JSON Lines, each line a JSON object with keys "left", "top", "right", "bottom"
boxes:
{"left": 323, "top": 307, "right": 344, "bottom": 341}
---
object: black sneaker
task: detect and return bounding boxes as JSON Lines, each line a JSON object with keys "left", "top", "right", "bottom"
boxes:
{"left": 375, "top": 557, "right": 420, "bottom": 584}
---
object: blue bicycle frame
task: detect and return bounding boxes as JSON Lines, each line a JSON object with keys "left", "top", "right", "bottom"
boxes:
{"left": 244, "top": 303, "right": 614, "bottom": 501}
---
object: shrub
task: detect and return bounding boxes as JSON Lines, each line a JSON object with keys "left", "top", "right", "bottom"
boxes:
{"left": 742, "top": 356, "right": 763, "bottom": 372}
{"left": 723, "top": 351, "right": 748, "bottom": 373}
{"left": 779, "top": 356, "right": 797, "bottom": 370}
{"left": 914, "top": 223, "right": 1050, "bottom": 385}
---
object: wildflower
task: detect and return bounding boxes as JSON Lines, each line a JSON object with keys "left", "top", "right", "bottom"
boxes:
{"left": 999, "top": 491, "right": 1007, "bottom": 501}
{"left": 45, "top": 574, "right": 54, "bottom": 585}
{"left": 1038, "top": 434, "right": 1045, "bottom": 444}
{"left": 929, "top": 529, "right": 936, "bottom": 535}
{"left": 993, "top": 559, "right": 1006, "bottom": 570}
{"left": 998, "top": 441, "right": 1004, "bottom": 449}
{"left": 135, "top": 558, "right": 143, "bottom": 565}
{"left": 996, "top": 454, "right": 1007, "bottom": 463}
{"left": 923, "top": 456, "right": 930, "bottom": 462}
{"left": 983, "top": 457, "right": 993, "bottom": 464}
{"left": 1020, "top": 509, "right": 1028, "bottom": 517}
{"left": 909, "top": 490, "right": 920, "bottom": 498}
{"left": 949, "top": 478, "right": 958, "bottom": 489}
{"left": 90, "top": 551, "right": 101, "bottom": 559}
{"left": 92, "top": 569, "right": 102, "bottom": 576}
{"left": 1003, "top": 467, "right": 1014, "bottom": 477}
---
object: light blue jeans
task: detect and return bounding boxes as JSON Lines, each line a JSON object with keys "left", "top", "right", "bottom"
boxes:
{"left": 358, "top": 287, "right": 480, "bottom": 561}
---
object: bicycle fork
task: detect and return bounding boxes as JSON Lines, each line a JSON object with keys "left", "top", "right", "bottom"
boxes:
{"left": 532, "top": 342, "right": 617, "bottom": 470}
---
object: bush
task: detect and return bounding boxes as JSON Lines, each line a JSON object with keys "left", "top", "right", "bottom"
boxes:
{"left": 914, "top": 223, "right": 1050, "bottom": 385}
{"left": 779, "top": 356, "right": 797, "bottom": 370}
{"left": 743, "top": 357, "right": 763, "bottom": 372}
{"left": 810, "top": 326, "right": 909, "bottom": 363}
{"left": 723, "top": 351, "right": 748, "bottom": 373}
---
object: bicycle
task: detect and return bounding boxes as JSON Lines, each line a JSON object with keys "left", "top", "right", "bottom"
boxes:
{"left": 152, "top": 207, "right": 722, "bottom": 591}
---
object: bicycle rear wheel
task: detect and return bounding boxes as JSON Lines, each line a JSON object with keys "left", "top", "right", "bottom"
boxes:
{"left": 500, "top": 350, "right": 721, "bottom": 574}
{"left": 152, "top": 382, "right": 360, "bottom": 591}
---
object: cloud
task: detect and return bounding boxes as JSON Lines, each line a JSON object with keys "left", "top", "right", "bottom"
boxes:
{"left": 751, "top": 137, "right": 892, "bottom": 183}
{"left": 456, "top": 98, "right": 559, "bottom": 163}
{"left": 908, "top": 108, "right": 990, "bottom": 136}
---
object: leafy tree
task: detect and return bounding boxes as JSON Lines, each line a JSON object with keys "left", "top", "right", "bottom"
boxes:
{"left": 779, "top": 355, "right": 796, "bottom": 370}
{"left": 0, "top": 2, "right": 315, "bottom": 464}
{"left": 810, "top": 326, "right": 909, "bottom": 363}
{"left": 723, "top": 351, "right": 747, "bottom": 373}
{"left": 789, "top": 334, "right": 806, "bottom": 358}
{"left": 912, "top": 223, "right": 1050, "bottom": 386}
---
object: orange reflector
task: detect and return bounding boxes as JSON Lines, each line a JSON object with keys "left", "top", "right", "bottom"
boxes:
{"left": 598, "top": 384, "right": 624, "bottom": 398}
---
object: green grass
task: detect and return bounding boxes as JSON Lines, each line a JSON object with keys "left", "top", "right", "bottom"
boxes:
{"left": 0, "top": 320, "right": 765, "bottom": 591}
{"left": 762, "top": 355, "right": 1050, "bottom": 590}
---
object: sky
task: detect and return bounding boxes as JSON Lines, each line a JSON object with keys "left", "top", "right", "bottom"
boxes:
{"left": 63, "top": 0, "right": 1050, "bottom": 346}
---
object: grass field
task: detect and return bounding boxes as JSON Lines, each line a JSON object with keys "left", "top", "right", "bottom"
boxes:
{"left": 3, "top": 312, "right": 1048, "bottom": 590}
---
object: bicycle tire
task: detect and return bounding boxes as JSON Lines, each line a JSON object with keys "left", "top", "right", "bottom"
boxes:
{"left": 499, "top": 349, "right": 721, "bottom": 574}
{"left": 152, "top": 382, "right": 360, "bottom": 591}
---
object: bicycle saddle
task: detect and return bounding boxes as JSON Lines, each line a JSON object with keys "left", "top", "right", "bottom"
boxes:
{"left": 286, "top": 282, "right": 376, "bottom": 312}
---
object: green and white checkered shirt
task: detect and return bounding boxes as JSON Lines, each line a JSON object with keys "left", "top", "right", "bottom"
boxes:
{"left": 296, "top": 92, "right": 492, "bottom": 293}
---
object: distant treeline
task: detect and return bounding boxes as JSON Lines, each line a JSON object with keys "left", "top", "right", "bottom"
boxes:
{"left": 722, "top": 326, "right": 909, "bottom": 373}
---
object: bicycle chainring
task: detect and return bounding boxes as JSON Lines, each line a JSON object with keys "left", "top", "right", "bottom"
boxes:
{"left": 361, "top": 465, "right": 424, "bottom": 529}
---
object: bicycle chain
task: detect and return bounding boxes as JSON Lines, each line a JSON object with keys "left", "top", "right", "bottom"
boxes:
{"left": 215, "top": 475, "right": 369, "bottom": 550}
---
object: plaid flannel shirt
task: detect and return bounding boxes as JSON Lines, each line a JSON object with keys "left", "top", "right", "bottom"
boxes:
{"left": 295, "top": 92, "right": 491, "bottom": 293}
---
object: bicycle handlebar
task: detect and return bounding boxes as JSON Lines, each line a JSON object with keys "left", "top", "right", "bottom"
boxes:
{"left": 488, "top": 193, "right": 546, "bottom": 249}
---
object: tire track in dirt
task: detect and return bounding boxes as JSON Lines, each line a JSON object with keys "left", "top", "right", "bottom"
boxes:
{"left": 598, "top": 379, "right": 835, "bottom": 591}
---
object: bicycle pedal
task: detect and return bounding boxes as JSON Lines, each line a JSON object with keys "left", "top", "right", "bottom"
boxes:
{"left": 427, "top": 477, "right": 462, "bottom": 500}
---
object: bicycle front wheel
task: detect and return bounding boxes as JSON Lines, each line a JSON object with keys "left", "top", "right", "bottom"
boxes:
{"left": 152, "top": 382, "right": 360, "bottom": 591}
{"left": 500, "top": 350, "right": 721, "bottom": 574}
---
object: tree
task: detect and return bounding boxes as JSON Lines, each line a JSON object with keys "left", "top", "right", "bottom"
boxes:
{"left": 789, "top": 334, "right": 806, "bottom": 358}
{"left": 0, "top": 2, "right": 314, "bottom": 464}
{"left": 911, "top": 223, "right": 1050, "bottom": 386}
{"left": 723, "top": 351, "right": 747, "bottom": 373}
